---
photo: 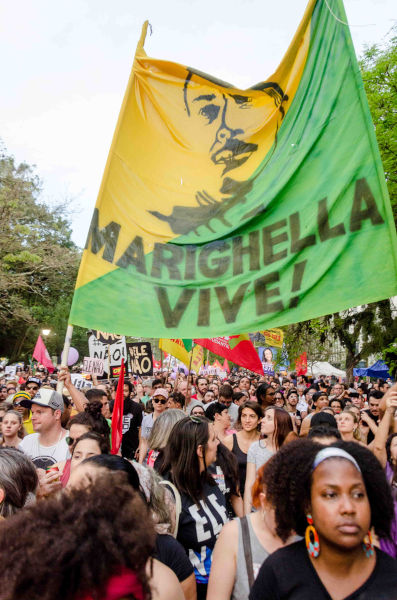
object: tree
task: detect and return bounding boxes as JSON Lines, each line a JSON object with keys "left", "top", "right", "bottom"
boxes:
{"left": 0, "top": 146, "right": 82, "bottom": 361}
{"left": 282, "top": 319, "right": 331, "bottom": 371}
{"left": 324, "top": 300, "right": 397, "bottom": 382}
{"left": 360, "top": 26, "right": 397, "bottom": 224}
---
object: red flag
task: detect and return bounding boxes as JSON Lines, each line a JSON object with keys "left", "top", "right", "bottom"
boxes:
{"left": 111, "top": 358, "right": 125, "bottom": 455}
{"left": 33, "top": 335, "right": 54, "bottom": 373}
{"left": 223, "top": 359, "right": 230, "bottom": 373}
{"left": 194, "top": 335, "right": 264, "bottom": 375}
{"left": 295, "top": 352, "right": 308, "bottom": 376}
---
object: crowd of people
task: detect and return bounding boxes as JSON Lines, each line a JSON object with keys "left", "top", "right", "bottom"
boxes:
{"left": 0, "top": 362, "right": 396, "bottom": 599}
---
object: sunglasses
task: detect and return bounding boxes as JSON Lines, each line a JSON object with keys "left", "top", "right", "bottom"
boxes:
{"left": 153, "top": 398, "right": 167, "bottom": 404}
{"left": 26, "top": 386, "right": 39, "bottom": 391}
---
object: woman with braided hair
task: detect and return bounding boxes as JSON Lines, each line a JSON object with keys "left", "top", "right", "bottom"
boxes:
{"left": 249, "top": 440, "right": 397, "bottom": 600}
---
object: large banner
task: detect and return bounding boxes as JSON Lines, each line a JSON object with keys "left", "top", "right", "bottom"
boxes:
{"left": 69, "top": 0, "right": 397, "bottom": 338}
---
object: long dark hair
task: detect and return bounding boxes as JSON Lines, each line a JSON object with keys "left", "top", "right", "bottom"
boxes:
{"left": 263, "top": 406, "right": 293, "bottom": 450}
{"left": 160, "top": 416, "right": 215, "bottom": 505}
{"left": 68, "top": 402, "right": 110, "bottom": 439}
{"left": 256, "top": 383, "right": 274, "bottom": 408}
{"left": 216, "top": 442, "right": 240, "bottom": 497}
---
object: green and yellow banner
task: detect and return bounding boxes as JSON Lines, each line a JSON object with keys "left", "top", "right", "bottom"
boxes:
{"left": 70, "top": 0, "right": 397, "bottom": 338}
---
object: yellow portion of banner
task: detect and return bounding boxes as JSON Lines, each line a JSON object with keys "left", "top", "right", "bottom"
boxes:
{"left": 262, "top": 328, "right": 284, "bottom": 348}
{"left": 159, "top": 338, "right": 190, "bottom": 367}
{"left": 75, "top": 5, "right": 312, "bottom": 290}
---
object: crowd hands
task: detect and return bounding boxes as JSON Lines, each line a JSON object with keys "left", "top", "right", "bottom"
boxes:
{"left": 0, "top": 362, "right": 397, "bottom": 600}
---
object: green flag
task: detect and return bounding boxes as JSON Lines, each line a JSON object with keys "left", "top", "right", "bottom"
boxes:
{"left": 70, "top": 0, "right": 397, "bottom": 338}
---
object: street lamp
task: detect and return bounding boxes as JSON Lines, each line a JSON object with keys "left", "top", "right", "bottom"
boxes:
{"left": 42, "top": 329, "right": 51, "bottom": 337}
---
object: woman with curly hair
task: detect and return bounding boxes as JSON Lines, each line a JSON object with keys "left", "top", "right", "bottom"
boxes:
{"left": 249, "top": 439, "right": 397, "bottom": 599}
{"left": 0, "top": 447, "right": 38, "bottom": 518}
{"left": 0, "top": 473, "right": 183, "bottom": 600}
{"left": 208, "top": 464, "right": 296, "bottom": 600}
{"left": 244, "top": 407, "right": 293, "bottom": 514}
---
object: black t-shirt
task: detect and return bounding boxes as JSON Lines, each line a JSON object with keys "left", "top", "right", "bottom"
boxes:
{"left": 120, "top": 399, "right": 143, "bottom": 458}
{"left": 155, "top": 534, "right": 194, "bottom": 582}
{"left": 249, "top": 540, "right": 397, "bottom": 600}
{"left": 176, "top": 481, "right": 228, "bottom": 585}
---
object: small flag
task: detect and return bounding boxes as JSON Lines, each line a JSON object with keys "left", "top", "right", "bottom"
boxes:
{"left": 159, "top": 339, "right": 191, "bottom": 367}
{"left": 296, "top": 352, "right": 308, "bottom": 376}
{"left": 223, "top": 359, "right": 230, "bottom": 373}
{"left": 33, "top": 336, "right": 54, "bottom": 373}
{"left": 111, "top": 358, "right": 125, "bottom": 455}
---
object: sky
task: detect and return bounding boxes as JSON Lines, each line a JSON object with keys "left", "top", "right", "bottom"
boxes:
{"left": 1, "top": 0, "right": 395, "bottom": 247}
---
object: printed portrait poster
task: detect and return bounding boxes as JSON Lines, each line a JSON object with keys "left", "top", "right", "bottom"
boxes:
{"left": 258, "top": 346, "right": 275, "bottom": 375}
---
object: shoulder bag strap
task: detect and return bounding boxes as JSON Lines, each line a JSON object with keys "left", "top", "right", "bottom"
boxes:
{"left": 241, "top": 515, "right": 255, "bottom": 589}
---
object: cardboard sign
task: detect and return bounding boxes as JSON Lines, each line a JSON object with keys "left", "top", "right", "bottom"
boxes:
{"left": 88, "top": 335, "right": 127, "bottom": 374}
{"left": 127, "top": 342, "right": 153, "bottom": 376}
{"left": 70, "top": 374, "right": 93, "bottom": 390}
{"left": 83, "top": 357, "right": 104, "bottom": 376}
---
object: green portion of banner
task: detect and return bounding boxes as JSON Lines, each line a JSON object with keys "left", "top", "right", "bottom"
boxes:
{"left": 70, "top": 0, "right": 397, "bottom": 337}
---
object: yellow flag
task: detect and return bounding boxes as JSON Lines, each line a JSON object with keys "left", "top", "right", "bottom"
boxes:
{"left": 159, "top": 338, "right": 190, "bottom": 367}
{"left": 191, "top": 345, "right": 204, "bottom": 373}
{"left": 262, "top": 328, "right": 284, "bottom": 348}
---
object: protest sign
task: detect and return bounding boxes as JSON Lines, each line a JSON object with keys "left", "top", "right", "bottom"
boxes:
{"left": 83, "top": 357, "right": 104, "bottom": 376}
{"left": 5, "top": 365, "right": 16, "bottom": 377}
{"left": 127, "top": 342, "right": 153, "bottom": 376}
{"left": 69, "top": 0, "right": 397, "bottom": 338}
{"left": 88, "top": 334, "right": 127, "bottom": 374}
{"left": 70, "top": 374, "right": 93, "bottom": 390}
{"left": 110, "top": 365, "right": 123, "bottom": 378}
{"left": 92, "top": 330, "right": 124, "bottom": 344}
{"left": 262, "top": 329, "right": 284, "bottom": 349}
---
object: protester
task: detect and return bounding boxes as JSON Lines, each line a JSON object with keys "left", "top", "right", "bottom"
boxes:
{"left": 299, "top": 392, "right": 329, "bottom": 436}
{"left": 18, "top": 387, "right": 69, "bottom": 469}
{"left": 208, "top": 464, "right": 297, "bottom": 600}
{"left": 12, "top": 391, "right": 34, "bottom": 434}
{"left": 160, "top": 416, "right": 228, "bottom": 600}
{"left": 337, "top": 409, "right": 363, "bottom": 444}
{"left": 0, "top": 409, "right": 24, "bottom": 447}
{"left": 219, "top": 384, "right": 239, "bottom": 426}
{"left": 0, "top": 447, "right": 38, "bottom": 518}
{"left": 255, "top": 383, "right": 275, "bottom": 409}
{"left": 205, "top": 402, "right": 232, "bottom": 445}
{"left": 249, "top": 440, "right": 397, "bottom": 599}
{"left": 146, "top": 408, "right": 185, "bottom": 470}
{"left": 372, "top": 384, "right": 397, "bottom": 558}
{"left": 167, "top": 391, "right": 185, "bottom": 410}
{"left": 224, "top": 401, "right": 262, "bottom": 499}
{"left": 307, "top": 425, "right": 342, "bottom": 445}
{"left": 0, "top": 474, "right": 184, "bottom": 600}
{"left": 244, "top": 407, "right": 293, "bottom": 514}
{"left": 138, "top": 388, "right": 168, "bottom": 464}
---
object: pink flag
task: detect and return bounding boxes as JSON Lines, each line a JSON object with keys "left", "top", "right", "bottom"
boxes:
{"left": 33, "top": 335, "right": 54, "bottom": 373}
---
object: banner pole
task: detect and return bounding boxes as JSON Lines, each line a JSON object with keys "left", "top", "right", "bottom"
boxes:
{"left": 57, "top": 324, "right": 74, "bottom": 394}
{"left": 107, "top": 344, "right": 111, "bottom": 379}
{"left": 160, "top": 348, "right": 163, "bottom": 380}
{"left": 186, "top": 345, "right": 194, "bottom": 407}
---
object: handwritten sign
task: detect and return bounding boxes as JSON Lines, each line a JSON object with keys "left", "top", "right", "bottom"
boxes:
{"left": 127, "top": 342, "right": 153, "bottom": 376}
{"left": 83, "top": 357, "right": 104, "bottom": 376}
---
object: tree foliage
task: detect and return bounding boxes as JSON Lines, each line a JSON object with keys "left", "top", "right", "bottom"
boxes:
{"left": 0, "top": 147, "right": 84, "bottom": 361}
{"left": 360, "top": 26, "right": 397, "bottom": 223}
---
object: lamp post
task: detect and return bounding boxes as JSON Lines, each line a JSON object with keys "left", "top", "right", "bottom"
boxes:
{"left": 42, "top": 329, "right": 51, "bottom": 337}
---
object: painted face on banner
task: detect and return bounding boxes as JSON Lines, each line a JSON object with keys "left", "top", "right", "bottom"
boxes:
{"left": 148, "top": 68, "right": 289, "bottom": 237}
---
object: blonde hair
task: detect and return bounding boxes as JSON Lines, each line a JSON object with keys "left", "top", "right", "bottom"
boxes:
{"left": 342, "top": 409, "right": 361, "bottom": 441}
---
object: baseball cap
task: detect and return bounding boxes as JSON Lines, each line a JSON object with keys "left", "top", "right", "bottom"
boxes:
{"left": 19, "top": 387, "right": 64, "bottom": 413}
{"left": 26, "top": 377, "right": 41, "bottom": 388}
{"left": 152, "top": 388, "right": 169, "bottom": 400}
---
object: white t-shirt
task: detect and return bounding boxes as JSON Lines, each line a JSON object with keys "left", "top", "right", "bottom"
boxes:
{"left": 19, "top": 432, "right": 69, "bottom": 470}
{"left": 141, "top": 414, "right": 154, "bottom": 440}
